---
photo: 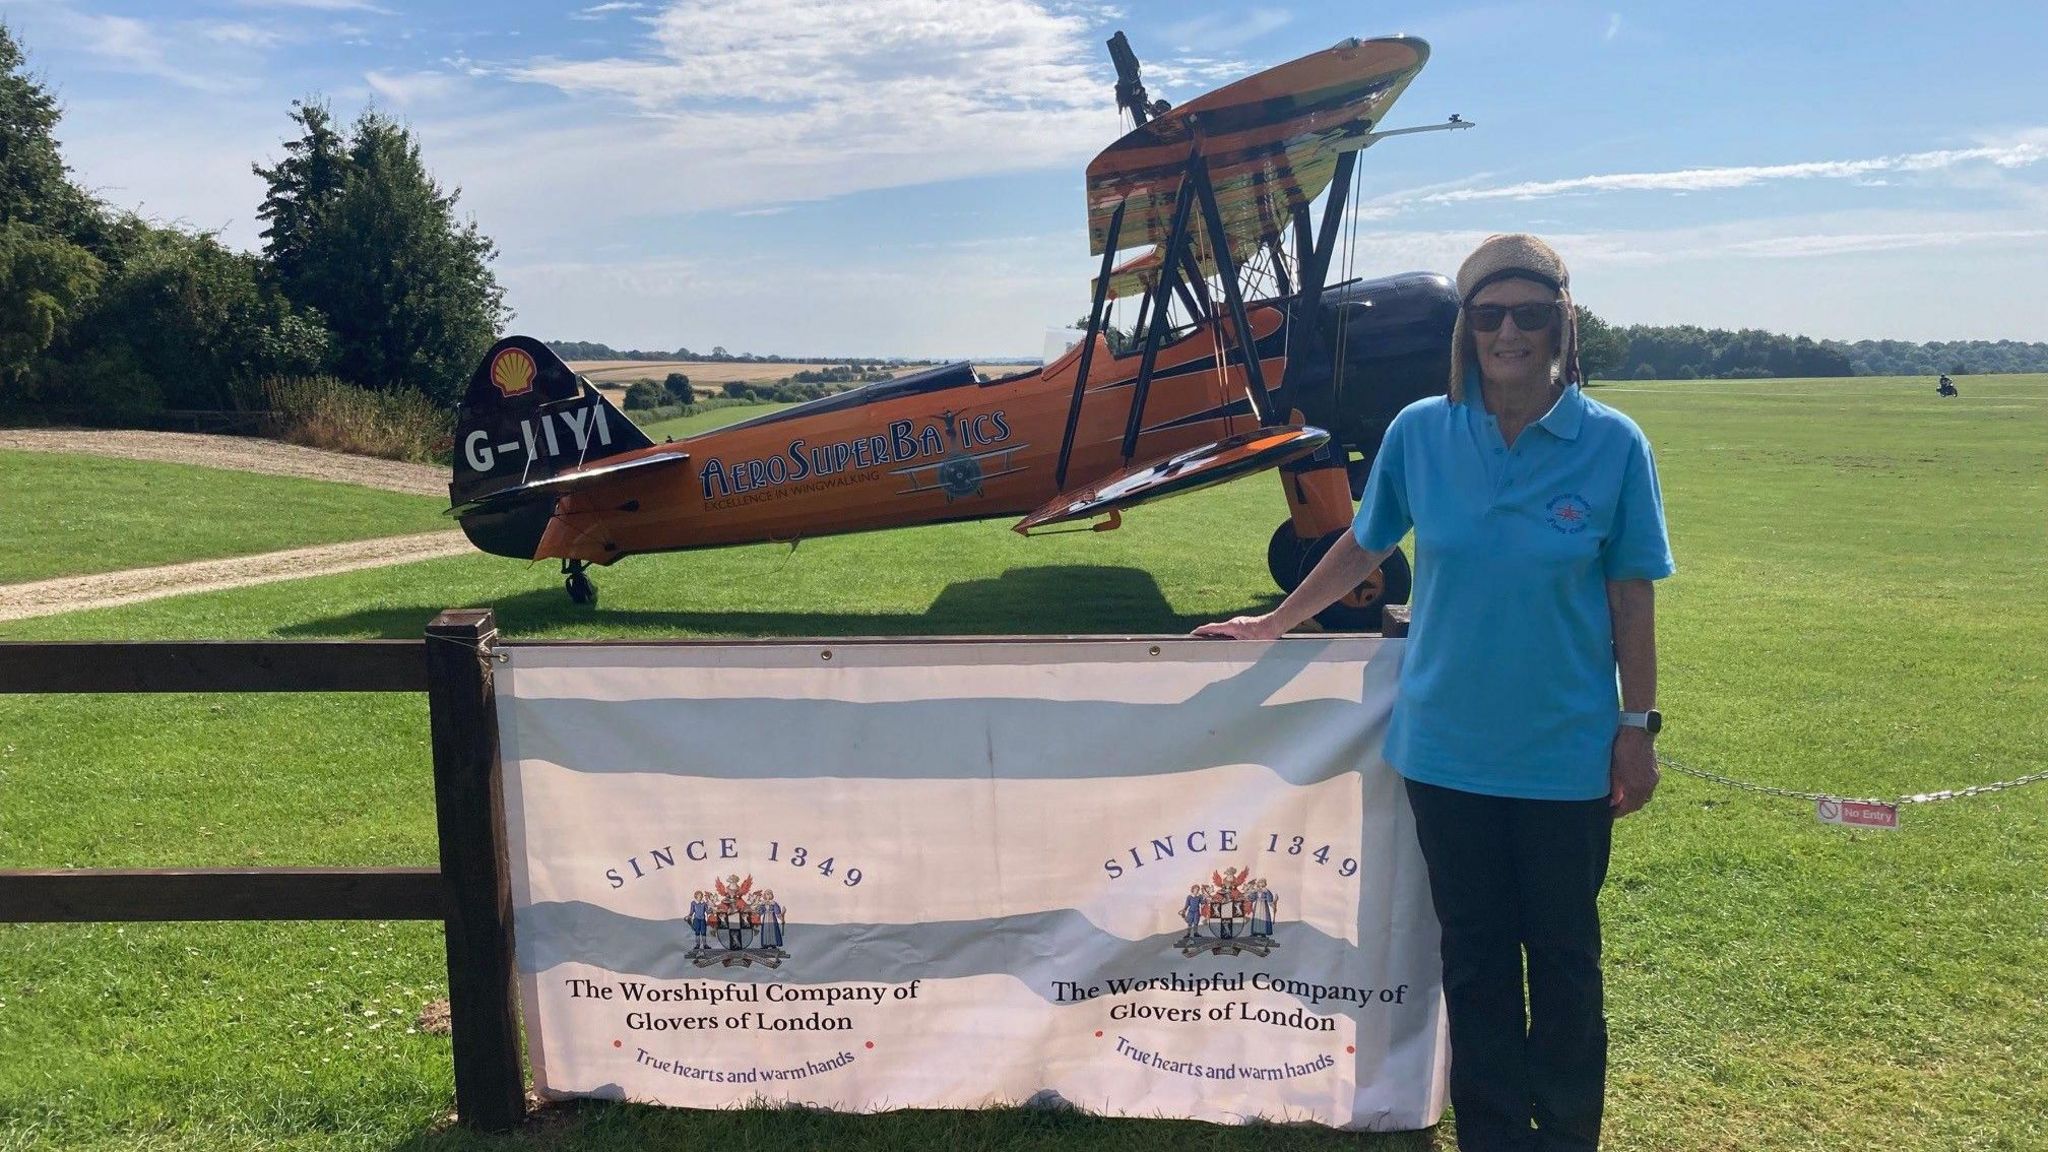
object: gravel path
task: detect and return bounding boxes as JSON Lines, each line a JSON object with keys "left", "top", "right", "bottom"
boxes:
{"left": 1, "top": 430, "right": 469, "bottom": 620}
{"left": 0, "top": 429, "right": 446, "bottom": 497}
{"left": 0, "top": 531, "right": 474, "bottom": 622}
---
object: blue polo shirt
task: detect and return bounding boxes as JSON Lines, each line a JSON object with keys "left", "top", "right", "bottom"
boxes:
{"left": 1354, "top": 382, "right": 1675, "bottom": 800}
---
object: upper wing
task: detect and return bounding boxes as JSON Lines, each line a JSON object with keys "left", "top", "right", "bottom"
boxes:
{"left": 1085, "top": 37, "right": 1430, "bottom": 262}
{"left": 1094, "top": 244, "right": 1165, "bottom": 302}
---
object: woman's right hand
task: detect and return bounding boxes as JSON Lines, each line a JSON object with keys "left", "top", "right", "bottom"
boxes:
{"left": 1191, "top": 613, "right": 1287, "bottom": 641}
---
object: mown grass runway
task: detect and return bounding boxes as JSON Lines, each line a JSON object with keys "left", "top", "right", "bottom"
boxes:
{"left": 1, "top": 376, "right": 2043, "bottom": 1150}
{"left": 0, "top": 451, "right": 447, "bottom": 584}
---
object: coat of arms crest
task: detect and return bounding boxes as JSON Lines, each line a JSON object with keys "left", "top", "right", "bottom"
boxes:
{"left": 685, "top": 874, "right": 790, "bottom": 968}
{"left": 1175, "top": 866, "right": 1280, "bottom": 957}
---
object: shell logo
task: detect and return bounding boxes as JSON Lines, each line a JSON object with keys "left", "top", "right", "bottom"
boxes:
{"left": 490, "top": 348, "right": 537, "bottom": 397}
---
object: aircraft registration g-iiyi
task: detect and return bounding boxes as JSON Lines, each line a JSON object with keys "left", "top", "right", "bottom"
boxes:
{"left": 449, "top": 32, "right": 1471, "bottom": 627}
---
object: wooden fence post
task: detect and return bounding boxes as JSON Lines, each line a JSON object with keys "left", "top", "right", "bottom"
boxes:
{"left": 425, "top": 609, "right": 525, "bottom": 1131}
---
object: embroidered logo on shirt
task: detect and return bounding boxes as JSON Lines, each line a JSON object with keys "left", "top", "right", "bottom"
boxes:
{"left": 1545, "top": 493, "right": 1592, "bottom": 534}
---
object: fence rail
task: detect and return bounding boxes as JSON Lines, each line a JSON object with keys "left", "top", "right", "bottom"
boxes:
{"left": 0, "top": 611, "right": 522, "bottom": 1131}
{"left": 0, "top": 867, "right": 443, "bottom": 922}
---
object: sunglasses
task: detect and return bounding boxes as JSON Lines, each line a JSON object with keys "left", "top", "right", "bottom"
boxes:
{"left": 1466, "top": 301, "right": 1562, "bottom": 333}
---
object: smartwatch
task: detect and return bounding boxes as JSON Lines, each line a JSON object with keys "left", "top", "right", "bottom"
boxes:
{"left": 1619, "top": 709, "right": 1662, "bottom": 736}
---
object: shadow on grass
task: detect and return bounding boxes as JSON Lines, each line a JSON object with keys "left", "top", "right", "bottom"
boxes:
{"left": 395, "top": 1097, "right": 1445, "bottom": 1151}
{"left": 282, "top": 565, "right": 1282, "bottom": 640}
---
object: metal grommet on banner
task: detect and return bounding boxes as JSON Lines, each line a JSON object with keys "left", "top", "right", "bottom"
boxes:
{"left": 1149, "top": 645, "right": 1162, "bottom": 656}
{"left": 819, "top": 649, "right": 833, "bottom": 662}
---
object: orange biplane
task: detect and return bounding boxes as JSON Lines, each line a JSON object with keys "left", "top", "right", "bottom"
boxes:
{"left": 449, "top": 32, "right": 1471, "bottom": 626}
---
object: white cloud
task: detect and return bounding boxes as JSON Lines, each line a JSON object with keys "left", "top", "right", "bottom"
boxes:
{"left": 1163, "top": 10, "right": 1291, "bottom": 52}
{"left": 499, "top": 231, "right": 1084, "bottom": 356}
{"left": 1414, "top": 140, "right": 2048, "bottom": 205}
{"left": 1604, "top": 13, "right": 1620, "bottom": 42}
{"left": 365, "top": 70, "right": 460, "bottom": 105}
{"left": 1329, "top": 215, "right": 2048, "bottom": 341}
{"left": 573, "top": 2, "right": 648, "bottom": 19}
{"left": 203, "top": 22, "right": 283, "bottom": 49}
{"left": 461, "top": 0, "right": 1115, "bottom": 220}
{"left": 234, "top": 0, "right": 393, "bottom": 13}
{"left": 1145, "top": 56, "right": 1257, "bottom": 91}
{"left": 514, "top": 0, "right": 1104, "bottom": 108}
{"left": 67, "top": 12, "right": 250, "bottom": 94}
{"left": 1661, "top": 227, "right": 2048, "bottom": 261}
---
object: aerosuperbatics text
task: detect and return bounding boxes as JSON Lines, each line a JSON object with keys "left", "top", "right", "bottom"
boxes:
{"left": 698, "top": 412, "right": 1012, "bottom": 504}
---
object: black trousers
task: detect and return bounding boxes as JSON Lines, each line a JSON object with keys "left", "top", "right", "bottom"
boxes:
{"left": 1404, "top": 778, "right": 1614, "bottom": 1152}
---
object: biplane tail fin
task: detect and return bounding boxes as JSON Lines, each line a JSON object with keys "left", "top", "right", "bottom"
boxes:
{"left": 448, "top": 336, "right": 656, "bottom": 558}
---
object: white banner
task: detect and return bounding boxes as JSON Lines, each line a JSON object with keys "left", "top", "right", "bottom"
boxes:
{"left": 495, "top": 637, "right": 1447, "bottom": 1130}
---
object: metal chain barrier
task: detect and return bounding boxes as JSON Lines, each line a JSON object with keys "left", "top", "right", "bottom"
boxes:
{"left": 1657, "top": 753, "right": 2048, "bottom": 808}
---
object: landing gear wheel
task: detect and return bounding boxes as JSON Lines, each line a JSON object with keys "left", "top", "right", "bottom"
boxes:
{"left": 1267, "top": 521, "right": 1309, "bottom": 593}
{"left": 1296, "top": 534, "right": 1410, "bottom": 633}
{"left": 563, "top": 561, "right": 598, "bottom": 607}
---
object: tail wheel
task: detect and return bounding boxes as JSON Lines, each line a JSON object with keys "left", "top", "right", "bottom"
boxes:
{"left": 1296, "top": 534, "right": 1411, "bottom": 633}
{"left": 1267, "top": 521, "right": 1309, "bottom": 593}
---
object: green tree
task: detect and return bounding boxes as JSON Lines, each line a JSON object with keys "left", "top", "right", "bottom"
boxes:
{"left": 1074, "top": 314, "right": 1136, "bottom": 356}
{"left": 0, "top": 25, "right": 92, "bottom": 238}
{"left": 251, "top": 100, "right": 347, "bottom": 298}
{"left": 259, "top": 107, "right": 507, "bottom": 403}
{"left": 0, "top": 222, "right": 101, "bottom": 390}
{"left": 663, "top": 371, "right": 695, "bottom": 405}
{"left": 47, "top": 223, "right": 327, "bottom": 410}
{"left": 0, "top": 26, "right": 106, "bottom": 396}
{"left": 1572, "top": 305, "right": 1625, "bottom": 379}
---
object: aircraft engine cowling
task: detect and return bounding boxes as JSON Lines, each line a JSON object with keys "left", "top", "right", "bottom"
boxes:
{"left": 1315, "top": 271, "right": 1459, "bottom": 494}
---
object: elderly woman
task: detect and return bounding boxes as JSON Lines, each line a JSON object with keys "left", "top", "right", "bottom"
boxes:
{"left": 1197, "top": 234, "right": 1673, "bottom": 1151}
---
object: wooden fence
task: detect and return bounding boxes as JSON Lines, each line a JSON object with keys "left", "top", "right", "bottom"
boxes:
{"left": 0, "top": 610, "right": 526, "bottom": 1131}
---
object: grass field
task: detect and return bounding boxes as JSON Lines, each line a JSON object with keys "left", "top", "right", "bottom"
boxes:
{"left": 1, "top": 375, "right": 2044, "bottom": 1150}
{"left": 0, "top": 451, "right": 449, "bottom": 584}
{"left": 635, "top": 401, "right": 798, "bottom": 442}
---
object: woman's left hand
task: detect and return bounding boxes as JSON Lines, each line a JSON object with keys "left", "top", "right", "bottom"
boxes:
{"left": 1608, "top": 728, "right": 1660, "bottom": 817}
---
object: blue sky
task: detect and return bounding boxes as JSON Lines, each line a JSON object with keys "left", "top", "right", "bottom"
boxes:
{"left": 8, "top": 0, "right": 2046, "bottom": 358}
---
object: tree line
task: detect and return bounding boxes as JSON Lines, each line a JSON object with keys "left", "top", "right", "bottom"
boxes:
{"left": 0, "top": 25, "right": 503, "bottom": 417}
{"left": 1826, "top": 339, "right": 2048, "bottom": 377}
{"left": 548, "top": 339, "right": 920, "bottom": 367}
{"left": 1575, "top": 311, "right": 2046, "bottom": 379}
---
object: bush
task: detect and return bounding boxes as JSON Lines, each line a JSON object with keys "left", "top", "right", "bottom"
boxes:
{"left": 1632, "top": 363, "right": 1658, "bottom": 379}
{"left": 262, "top": 375, "right": 450, "bottom": 463}
{"left": 663, "top": 372, "right": 694, "bottom": 405}
{"left": 624, "top": 380, "right": 666, "bottom": 409}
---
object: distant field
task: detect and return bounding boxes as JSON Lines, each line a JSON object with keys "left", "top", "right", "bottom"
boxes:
{"left": 568, "top": 359, "right": 931, "bottom": 397}
{"left": 637, "top": 401, "right": 798, "bottom": 442}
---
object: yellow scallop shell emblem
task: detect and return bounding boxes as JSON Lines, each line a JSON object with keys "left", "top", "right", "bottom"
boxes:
{"left": 490, "top": 348, "right": 537, "bottom": 397}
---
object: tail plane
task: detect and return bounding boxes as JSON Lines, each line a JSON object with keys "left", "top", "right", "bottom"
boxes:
{"left": 448, "top": 336, "right": 667, "bottom": 559}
